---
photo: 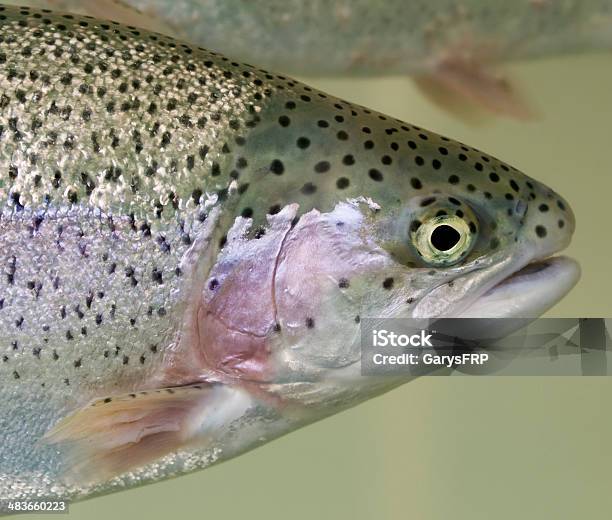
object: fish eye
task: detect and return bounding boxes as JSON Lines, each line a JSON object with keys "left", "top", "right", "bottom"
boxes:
{"left": 410, "top": 214, "right": 477, "bottom": 266}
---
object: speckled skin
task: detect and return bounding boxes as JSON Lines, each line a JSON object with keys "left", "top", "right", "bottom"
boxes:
{"left": 8, "top": 0, "right": 612, "bottom": 75}
{"left": 0, "top": 5, "right": 576, "bottom": 503}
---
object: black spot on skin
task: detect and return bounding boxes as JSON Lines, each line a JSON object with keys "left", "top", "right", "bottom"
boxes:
{"left": 448, "top": 175, "right": 459, "bottom": 184}
{"left": 538, "top": 203, "right": 549, "bottom": 212}
{"left": 369, "top": 169, "right": 383, "bottom": 182}
{"left": 382, "top": 277, "right": 394, "bottom": 290}
{"left": 338, "top": 278, "right": 350, "bottom": 289}
{"left": 535, "top": 225, "right": 547, "bottom": 238}
{"left": 270, "top": 159, "right": 284, "bottom": 175}
{"left": 254, "top": 227, "right": 266, "bottom": 239}
{"left": 152, "top": 268, "right": 163, "bottom": 285}
{"left": 489, "top": 172, "right": 500, "bottom": 182}
{"left": 305, "top": 317, "right": 315, "bottom": 329}
{"left": 420, "top": 197, "right": 436, "bottom": 207}
{"left": 342, "top": 154, "right": 355, "bottom": 166}
{"left": 336, "top": 177, "right": 350, "bottom": 189}
{"left": 301, "top": 182, "right": 317, "bottom": 195}
{"left": 314, "top": 161, "right": 330, "bottom": 173}
{"left": 410, "top": 178, "right": 422, "bottom": 189}
{"left": 296, "top": 137, "right": 310, "bottom": 149}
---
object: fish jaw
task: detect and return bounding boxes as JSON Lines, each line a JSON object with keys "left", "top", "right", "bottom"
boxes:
{"left": 412, "top": 247, "right": 580, "bottom": 319}
{"left": 456, "top": 256, "right": 580, "bottom": 318}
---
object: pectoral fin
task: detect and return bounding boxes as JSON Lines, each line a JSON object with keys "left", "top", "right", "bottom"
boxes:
{"left": 44, "top": 383, "right": 252, "bottom": 482}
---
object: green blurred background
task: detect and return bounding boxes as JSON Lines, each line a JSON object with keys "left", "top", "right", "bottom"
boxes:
{"left": 20, "top": 54, "right": 612, "bottom": 519}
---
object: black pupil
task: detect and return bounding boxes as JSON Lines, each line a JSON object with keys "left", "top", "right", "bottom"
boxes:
{"left": 431, "top": 224, "right": 461, "bottom": 251}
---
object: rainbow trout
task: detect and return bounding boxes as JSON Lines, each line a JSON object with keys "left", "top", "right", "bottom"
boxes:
{"left": 7, "top": 0, "right": 612, "bottom": 118}
{"left": 0, "top": 4, "right": 579, "bottom": 503}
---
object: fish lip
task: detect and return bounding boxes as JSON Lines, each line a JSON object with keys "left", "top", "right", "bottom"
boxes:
{"left": 455, "top": 255, "right": 581, "bottom": 318}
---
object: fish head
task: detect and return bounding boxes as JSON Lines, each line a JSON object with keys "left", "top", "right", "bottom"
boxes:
{"left": 195, "top": 106, "right": 578, "bottom": 404}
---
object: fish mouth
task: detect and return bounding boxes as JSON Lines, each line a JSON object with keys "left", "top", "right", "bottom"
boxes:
{"left": 456, "top": 256, "right": 580, "bottom": 318}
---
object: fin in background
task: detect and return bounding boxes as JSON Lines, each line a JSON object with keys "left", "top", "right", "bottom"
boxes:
{"left": 414, "top": 53, "right": 536, "bottom": 122}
